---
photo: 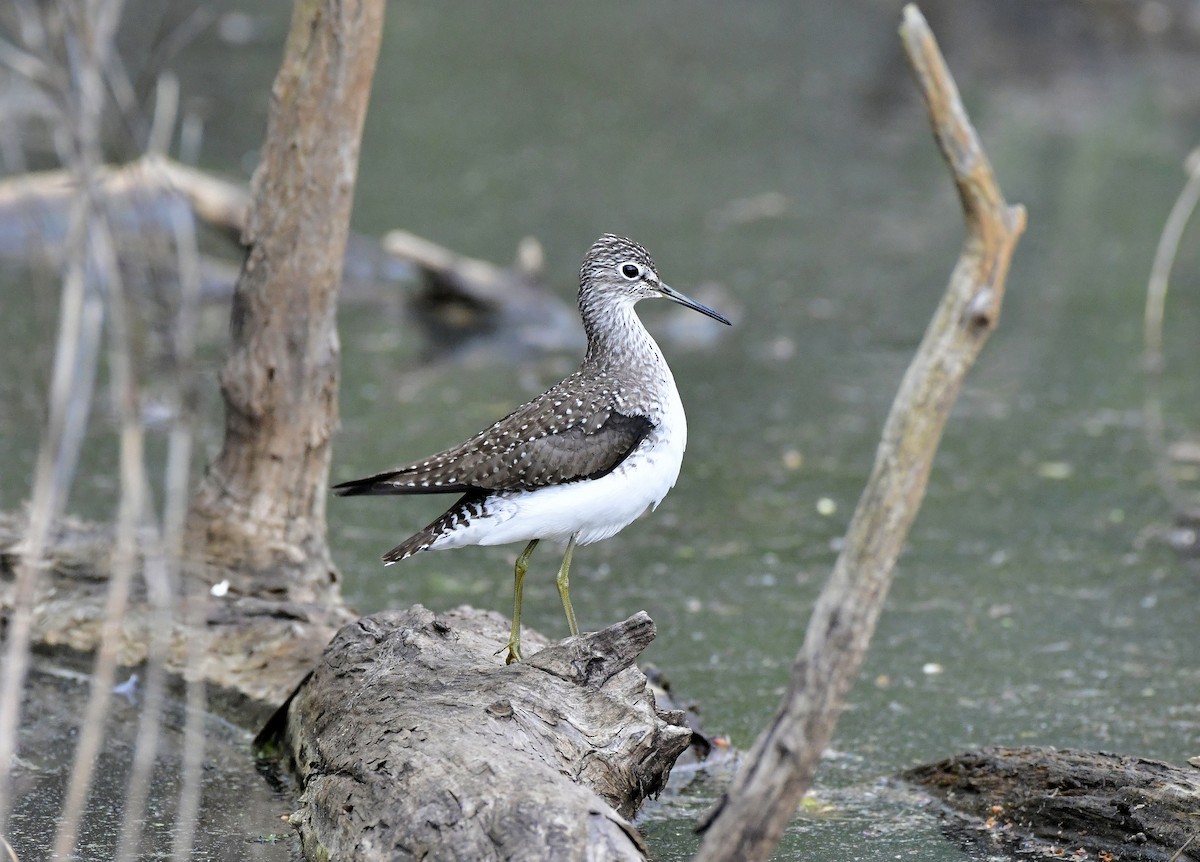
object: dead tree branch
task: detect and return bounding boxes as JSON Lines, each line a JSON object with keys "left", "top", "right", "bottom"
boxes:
{"left": 0, "top": 0, "right": 117, "bottom": 831}
{"left": 693, "top": 6, "right": 1026, "bottom": 860}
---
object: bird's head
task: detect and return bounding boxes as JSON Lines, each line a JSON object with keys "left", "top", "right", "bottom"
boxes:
{"left": 579, "top": 233, "right": 730, "bottom": 325}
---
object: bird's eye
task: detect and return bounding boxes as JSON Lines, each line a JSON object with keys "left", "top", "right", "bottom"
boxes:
{"left": 620, "top": 263, "right": 642, "bottom": 280}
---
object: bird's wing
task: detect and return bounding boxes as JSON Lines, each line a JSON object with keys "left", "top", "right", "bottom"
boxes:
{"left": 332, "top": 377, "right": 653, "bottom": 496}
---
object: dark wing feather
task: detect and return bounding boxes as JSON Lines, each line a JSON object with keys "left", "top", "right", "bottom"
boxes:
{"left": 332, "top": 374, "right": 653, "bottom": 497}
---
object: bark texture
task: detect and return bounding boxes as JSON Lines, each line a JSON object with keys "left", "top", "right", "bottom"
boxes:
{"left": 263, "top": 605, "right": 692, "bottom": 861}
{"left": 693, "top": 7, "right": 1026, "bottom": 860}
{"left": 186, "top": 0, "right": 384, "bottom": 598}
{"left": 0, "top": 513, "right": 352, "bottom": 724}
{"left": 903, "top": 747, "right": 1200, "bottom": 861}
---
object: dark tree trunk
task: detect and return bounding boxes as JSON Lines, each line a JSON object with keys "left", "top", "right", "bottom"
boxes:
{"left": 186, "top": 0, "right": 384, "bottom": 601}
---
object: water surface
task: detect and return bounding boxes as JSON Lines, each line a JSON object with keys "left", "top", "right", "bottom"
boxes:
{"left": 3, "top": 1, "right": 1199, "bottom": 859}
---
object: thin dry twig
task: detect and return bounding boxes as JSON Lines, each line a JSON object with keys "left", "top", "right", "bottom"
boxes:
{"left": 169, "top": 540, "right": 207, "bottom": 862}
{"left": 52, "top": 218, "right": 143, "bottom": 861}
{"left": 146, "top": 72, "right": 179, "bottom": 157}
{"left": 114, "top": 83, "right": 201, "bottom": 862}
{"left": 0, "top": 191, "right": 102, "bottom": 835}
{"left": 0, "top": 0, "right": 113, "bottom": 833}
{"left": 163, "top": 162, "right": 205, "bottom": 862}
{"left": 692, "top": 6, "right": 1026, "bottom": 860}
{"left": 1166, "top": 832, "right": 1196, "bottom": 862}
{"left": 0, "top": 3, "right": 205, "bottom": 855}
{"left": 50, "top": 5, "right": 145, "bottom": 852}
{"left": 1142, "top": 147, "right": 1200, "bottom": 516}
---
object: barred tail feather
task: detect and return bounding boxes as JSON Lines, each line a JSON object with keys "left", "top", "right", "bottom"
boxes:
{"left": 380, "top": 490, "right": 488, "bottom": 564}
{"left": 382, "top": 532, "right": 436, "bottom": 564}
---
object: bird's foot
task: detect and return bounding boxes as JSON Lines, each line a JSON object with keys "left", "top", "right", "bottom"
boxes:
{"left": 496, "top": 639, "right": 522, "bottom": 665}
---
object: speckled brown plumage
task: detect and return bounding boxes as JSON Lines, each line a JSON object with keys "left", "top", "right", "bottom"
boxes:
{"left": 333, "top": 236, "right": 671, "bottom": 502}
{"left": 331, "top": 372, "right": 654, "bottom": 497}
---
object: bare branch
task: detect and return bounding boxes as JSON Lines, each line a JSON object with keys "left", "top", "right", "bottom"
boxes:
{"left": 146, "top": 72, "right": 179, "bottom": 157}
{"left": 692, "top": 6, "right": 1026, "bottom": 860}
{"left": 52, "top": 217, "right": 143, "bottom": 861}
{"left": 0, "top": 0, "right": 110, "bottom": 831}
{"left": 45, "top": 0, "right": 145, "bottom": 852}
{"left": 115, "top": 156, "right": 202, "bottom": 862}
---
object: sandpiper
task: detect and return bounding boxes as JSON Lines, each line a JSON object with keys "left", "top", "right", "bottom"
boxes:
{"left": 334, "top": 234, "right": 731, "bottom": 663}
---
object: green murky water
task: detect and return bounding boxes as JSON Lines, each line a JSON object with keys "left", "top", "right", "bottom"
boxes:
{"left": 2, "top": 1, "right": 1198, "bottom": 859}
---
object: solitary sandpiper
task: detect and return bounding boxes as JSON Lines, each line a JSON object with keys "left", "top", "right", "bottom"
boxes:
{"left": 334, "top": 234, "right": 731, "bottom": 663}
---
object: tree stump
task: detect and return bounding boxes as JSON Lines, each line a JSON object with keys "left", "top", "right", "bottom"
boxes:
{"left": 901, "top": 746, "right": 1200, "bottom": 861}
{"left": 260, "top": 605, "right": 693, "bottom": 862}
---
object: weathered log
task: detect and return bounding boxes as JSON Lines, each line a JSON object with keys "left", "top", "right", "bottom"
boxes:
{"left": 260, "top": 605, "right": 693, "bottom": 862}
{"left": 901, "top": 746, "right": 1200, "bottom": 861}
{"left": 0, "top": 157, "right": 246, "bottom": 255}
{"left": 0, "top": 512, "right": 351, "bottom": 722}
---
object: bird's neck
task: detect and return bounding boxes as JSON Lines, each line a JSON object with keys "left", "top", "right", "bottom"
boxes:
{"left": 580, "top": 297, "right": 663, "bottom": 372}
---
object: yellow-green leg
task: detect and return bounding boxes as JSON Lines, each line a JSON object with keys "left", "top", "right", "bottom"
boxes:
{"left": 503, "top": 539, "right": 539, "bottom": 664}
{"left": 556, "top": 533, "right": 580, "bottom": 637}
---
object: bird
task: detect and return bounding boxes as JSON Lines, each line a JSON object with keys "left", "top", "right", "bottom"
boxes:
{"left": 333, "top": 233, "right": 731, "bottom": 663}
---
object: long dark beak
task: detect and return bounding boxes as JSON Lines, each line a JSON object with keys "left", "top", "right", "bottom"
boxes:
{"left": 659, "top": 282, "right": 732, "bottom": 326}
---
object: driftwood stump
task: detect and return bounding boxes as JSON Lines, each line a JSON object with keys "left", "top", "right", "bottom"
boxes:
{"left": 902, "top": 746, "right": 1200, "bottom": 861}
{"left": 262, "top": 605, "right": 692, "bottom": 862}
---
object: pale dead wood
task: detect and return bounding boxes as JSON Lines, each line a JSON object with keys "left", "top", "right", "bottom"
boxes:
{"left": 693, "top": 6, "right": 1026, "bottom": 860}
{"left": 0, "top": 159, "right": 574, "bottom": 329}
{"left": 115, "top": 95, "right": 205, "bottom": 862}
{"left": 0, "top": 0, "right": 118, "bottom": 832}
{"left": 384, "top": 229, "right": 545, "bottom": 307}
{"left": 0, "top": 156, "right": 251, "bottom": 245}
{"left": 264, "top": 606, "right": 692, "bottom": 862}
{"left": 382, "top": 229, "right": 579, "bottom": 347}
{"left": 152, "top": 156, "right": 252, "bottom": 235}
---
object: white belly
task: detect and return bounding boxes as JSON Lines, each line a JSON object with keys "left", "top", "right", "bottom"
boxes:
{"left": 430, "top": 392, "right": 688, "bottom": 549}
